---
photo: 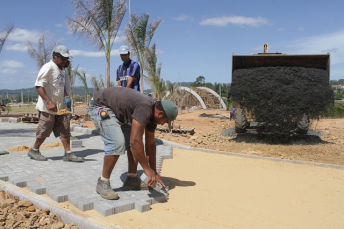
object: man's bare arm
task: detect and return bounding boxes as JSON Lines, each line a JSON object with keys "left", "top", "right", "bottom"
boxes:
{"left": 145, "top": 129, "right": 165, "bottom": 188}
{"left": 126, "top": 76, "right": 136, "bottom": 88}
{"left": 36, "top": 86, "right": 57, "bottom": 112}
{"left": 130, "top": 119, "right": 157, "bottom": 186}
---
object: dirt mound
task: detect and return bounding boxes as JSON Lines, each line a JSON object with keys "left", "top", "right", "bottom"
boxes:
{"left": 43, "top": 142, "right": 63, "bottom": 150}
{"left": 7, "top": 146, "right": 30, "bottom": 152}
{"left": 0, "top": 190, "right": 80, "bottom": 228}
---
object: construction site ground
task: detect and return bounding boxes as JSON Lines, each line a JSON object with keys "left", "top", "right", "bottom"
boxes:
{"left": 1, "top": 108, "right": 343, "bottom": 228}
{"left": 84, "top": 108, "right": 344, "bottom": 166}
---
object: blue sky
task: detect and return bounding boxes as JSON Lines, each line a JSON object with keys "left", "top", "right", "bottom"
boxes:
{"left": 1, "top": 0, "right": 344, "bottom": 90}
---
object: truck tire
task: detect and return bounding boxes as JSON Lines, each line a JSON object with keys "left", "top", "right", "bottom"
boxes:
{"left": 296, "top": 114, "right": 309, "bottom": 134}
{"left": 235, "top": 108, "right": 247, "bottom": 133}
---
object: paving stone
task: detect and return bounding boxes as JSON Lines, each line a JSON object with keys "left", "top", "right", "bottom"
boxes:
{"left": 135, "top": 200, "right": 151, "bottom": 213}
{"left": 71, "top": 140, "right": 83, "bottom": 148}
{"left": 27, "top": 180, "right": 47, "bottom": 194}
{"left": 0, "top": 122, "right": 173, "bottom": 216}
{"left": 1, "top": 118, "right": 9, "bottom": 122}
{"left": 8, "top": 117, "right": 21, "bottom": 123}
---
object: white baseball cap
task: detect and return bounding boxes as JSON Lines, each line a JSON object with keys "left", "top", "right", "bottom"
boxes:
{"left": 53, "top": 45, "right": 72, "bottom": 58}
{"left": 119, "top": 45, "right": 129, "bottom": 54}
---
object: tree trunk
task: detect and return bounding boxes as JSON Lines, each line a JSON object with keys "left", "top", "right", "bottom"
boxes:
{"left": 105, "top": 50, "right": 111, "bottom": 88}
{"left": 140, "top": 67, "right": 144, "bottom": 93}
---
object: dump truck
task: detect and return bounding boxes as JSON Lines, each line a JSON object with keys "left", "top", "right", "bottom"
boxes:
{"left": 230, "top": 46, "right": 333, "bottom": 135}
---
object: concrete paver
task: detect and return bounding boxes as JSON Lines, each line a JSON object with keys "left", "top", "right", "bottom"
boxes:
{"left": 0, "top": 121, "right": 172, "bottom": 217}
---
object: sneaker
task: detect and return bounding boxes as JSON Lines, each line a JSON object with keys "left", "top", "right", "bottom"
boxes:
{"left": 28, "top": 148, "right": 47, "bottom": 161}
{"left": 96, "top": 178, "right": 119, "bottom": 200}
{"left": 63, "top": 153, "right": 84, "bottom": 162}
{"left": 123, "top": 176, "right": 149, "bottom": 191}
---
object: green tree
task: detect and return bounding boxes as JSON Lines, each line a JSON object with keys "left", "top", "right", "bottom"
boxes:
{"left": 191, "top": 76, "right": 205, "bottom": 87}
{"left": 67, "top": 0, "right": 127, "bottom": 88}
{"left": 125, "top": 12, "right": 162, "bottom": 93}
{"left": 165, "top": 80, "right": 179, "bottom": 103}
{"left": 66, "top": 64, "right": 80, "bottom": 112}
{"left": 91, "top": 75, "right": 105, "bottom": 92}
{"left": 27, "top": 34, "right": 57, "bottom": 69}
{"left": 76, "top": 71, "right": 90, "bottom": 105}
{"left": 144, "top": 43, "right": 165, "bottom": 100}
{"left": 0, "top": 23, "right": 13, "bottom": 54}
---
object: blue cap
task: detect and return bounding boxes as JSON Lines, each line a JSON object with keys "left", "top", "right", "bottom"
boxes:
{"left": 119, "top": 45, "right": 129, "bottom": 54}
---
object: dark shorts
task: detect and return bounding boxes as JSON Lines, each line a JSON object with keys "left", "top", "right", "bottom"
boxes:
{"left": 36, "top": 112, "right": 70, "bottom": 138}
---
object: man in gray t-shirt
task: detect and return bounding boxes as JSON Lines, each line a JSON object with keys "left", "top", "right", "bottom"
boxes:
{"left": 89, "top": 87, "right": 178, "bottom": 200}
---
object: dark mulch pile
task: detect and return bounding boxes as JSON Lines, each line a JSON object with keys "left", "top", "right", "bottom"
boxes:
{"left": 230, "top": 66, "right": 334, "bottom": 134}
{"left": 198, "top": 113, "right": 230, "bottom": 119}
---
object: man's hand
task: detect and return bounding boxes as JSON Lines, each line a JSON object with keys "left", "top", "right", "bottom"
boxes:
{"left": 143, "top": 167, "right": 157, "bottom": 187}
{"left": 155, "top": 174, "right": 166, "bottom": 189}
{"left": 47, "top": 102, "right": 57, "bottom": 112}
{"left": 143, "top": 167, "right": 166, "bottom": 189}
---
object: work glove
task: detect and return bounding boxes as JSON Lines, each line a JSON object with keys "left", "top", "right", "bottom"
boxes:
{"left": 64, "top": 97, "right": 71, "bottom": 110}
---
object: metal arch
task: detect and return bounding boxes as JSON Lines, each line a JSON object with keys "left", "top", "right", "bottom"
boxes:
{"left": 163, "top": 91, "right": 170, "bottom": 100}
{"left": 163, "top": 87, "right": 207, "bottom": 109}
{"left": 197, "top": 87, "right": 227, "bottom": 109}
{"left": 180, "top": 86, "right": 207, "bottom": 109}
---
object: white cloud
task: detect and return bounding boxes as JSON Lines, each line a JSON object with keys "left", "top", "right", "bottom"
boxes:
{"left": 114, "top": 34, "right": 126, "bottom": 43}
{"left": 173, "top": 14, "right": 193, "bottom": 21}
{"left": 8, "top": 28, "right": 44, "bottom": 43}
{"left": 0, "top": 60, "right": 25, "bottom": 68}
{"left": 277, "top": 28, "right": 285, "bottom": 31}
{"left": 286, "top": 30, "right": 344, "bottom": 64}
{"left": 0, "top": 69, "right": 19, "bottom": 74}
{"left": 297, "top": 27, "right": 305, "bottom": 31}
{"left": 71, "top": 50, "right": 104, "bottom": 57}
{"left": 55, "top": 23, "right": 64, "bottom": 28}
{"left": 5, "top": 43, "right": 28, "bottom": 52}
{"left": 156, "top": 49, "right": 164, "bottom": 55}
{"left": 200, "top": 15, "right": 268, "bottom": 27}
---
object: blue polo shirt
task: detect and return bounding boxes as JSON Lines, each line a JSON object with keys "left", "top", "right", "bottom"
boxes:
{"left": 116, "top": 59, "right": 140, "bottom": 91}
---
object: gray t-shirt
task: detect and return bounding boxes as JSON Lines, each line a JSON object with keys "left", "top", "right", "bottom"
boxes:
{"left": 93, "top": 87, "right": 157, "bottom": 132}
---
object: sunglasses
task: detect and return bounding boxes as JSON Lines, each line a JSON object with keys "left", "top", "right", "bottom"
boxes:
{"left": 57, "top": 53, "right": 69, "bottom": 61}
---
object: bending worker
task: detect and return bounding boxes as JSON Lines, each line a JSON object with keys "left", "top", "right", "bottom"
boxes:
{"left": 89, "top": 87, "right": 178, "bottom": 200}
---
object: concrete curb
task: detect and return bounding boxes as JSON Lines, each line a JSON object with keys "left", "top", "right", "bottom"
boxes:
{"left": 158, "top": 138, "right": 344, "bottom": 170}
{"left": 74, "top": 126, "right": 344, "bottom": 170}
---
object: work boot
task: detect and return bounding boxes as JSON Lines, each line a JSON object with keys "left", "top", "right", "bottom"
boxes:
{"left": 70, "top": 135, "right": 78, "bottom": 140}
{"left": 28, "top": 148, "right": 47, "bottom": 161}
{"left": 63, "top": 152, "right": 84, "bottom": 162}
{"left": 96, "top": 178, "right": 119, "bottom": 200}
{"left": 123, "top": 176, "right": 149, "bottom": 191}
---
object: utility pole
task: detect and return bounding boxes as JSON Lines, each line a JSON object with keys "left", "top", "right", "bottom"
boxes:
{"left": 178, "top": 72, "right": 182, "bottom": 113}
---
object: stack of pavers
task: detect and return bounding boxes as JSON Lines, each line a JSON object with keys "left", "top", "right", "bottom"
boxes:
{"left": 21, "top": 113, "right": 39, "bottom": 123}
{"left": 156, "top": 125, "right": 195, "bottom": 135}
{"left": 0, "top": 121, "right": 173, "bottom": 216}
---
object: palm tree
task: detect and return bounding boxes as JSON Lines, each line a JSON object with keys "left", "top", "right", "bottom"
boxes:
{"left": 91, "top": 75, "right": 105, "bottom": 92}
{"left": 165, "top": 80, "right": 179, "bottom": 101}
{"left": 67, "top": 0, "right": 127, "bottom": 88}
{"left": 66, "top": 64, "right": 79, "bottom": 112}
{"left": 144, "top": 43, "right": 165, "bottom": 100}
{"left": 27, "top": 34, "right": 57, "bottom": 69}
{"left": 76, "top": 71, "right": 90, "bottom": 105}
{"left": 0, "top": 23, "right": 14, "bottom": 54}
{"left": 125, "top": 12, "right": 162, "bottom": 93}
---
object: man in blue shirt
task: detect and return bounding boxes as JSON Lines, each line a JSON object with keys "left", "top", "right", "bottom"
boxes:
{"left": 117, "top": 45, "right": 140, "bottom": 91}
